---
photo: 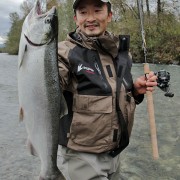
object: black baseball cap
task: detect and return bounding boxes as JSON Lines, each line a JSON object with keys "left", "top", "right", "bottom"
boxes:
{"left": 73, "top": 0, "right": 111, "bottom": 9}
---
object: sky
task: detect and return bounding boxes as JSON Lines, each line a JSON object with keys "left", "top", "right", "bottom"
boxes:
{"left": 0, "top": 0, "right": 25, "bottom": 44}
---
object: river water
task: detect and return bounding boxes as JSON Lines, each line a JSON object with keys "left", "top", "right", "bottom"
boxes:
{"left": 0, "top": 53, "right": 179, "bottom": 180}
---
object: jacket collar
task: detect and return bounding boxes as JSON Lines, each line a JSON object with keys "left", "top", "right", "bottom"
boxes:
{"left": 68, "top": 29, "right": 119, "bottom": 59}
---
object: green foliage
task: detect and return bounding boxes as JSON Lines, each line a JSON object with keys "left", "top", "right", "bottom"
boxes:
{"left": 57, "top": 0, "right": 76, "bottom": 41}
{"left": 143, "top": 12, "right": 180, "bottom": 64}
{"left": 4, "top": 0, "right": 180, "bottom": 65}
{"left": 108, "top": 4, "right": 180, "bottom": 64}
{"left": 4, "top": 13, "right": 24, "bottom": 55}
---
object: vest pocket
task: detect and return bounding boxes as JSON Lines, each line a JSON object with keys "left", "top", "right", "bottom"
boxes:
{"left": 70, "top": 94, "right": 113, "bottom": 146}
{"left": 73, "top": 94, "right": 112, "bottom": 113}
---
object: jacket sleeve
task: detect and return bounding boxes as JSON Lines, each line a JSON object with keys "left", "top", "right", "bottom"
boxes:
{"left": 57, "top": 41, "right": 72, "bottom": 90}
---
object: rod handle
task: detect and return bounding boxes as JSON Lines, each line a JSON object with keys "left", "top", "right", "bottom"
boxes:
{"left": 144, "top": 63, "right": 159, "bottom": 160}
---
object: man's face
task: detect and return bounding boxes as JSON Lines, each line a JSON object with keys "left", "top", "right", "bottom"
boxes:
{"left": 74, "top": 0, "right": 112, "bottom": 37}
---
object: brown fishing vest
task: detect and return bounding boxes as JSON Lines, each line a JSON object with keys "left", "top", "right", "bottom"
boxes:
{"left": 58, "top": 32, "right": 143, "bottom": 157}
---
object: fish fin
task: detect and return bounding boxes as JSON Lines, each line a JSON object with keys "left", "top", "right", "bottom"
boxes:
{"left": 19, "top": 107, "right": 24, "bottom": 122}
{"left": 18, "top": 44, "right": 27, "bottom": 69}
{"left": 27, "top": 138, "right": 38, "bottom": 156}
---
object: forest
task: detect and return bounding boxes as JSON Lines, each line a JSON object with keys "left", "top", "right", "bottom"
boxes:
{"left": 1, "top": 0, "right": 180, "bottom": 64}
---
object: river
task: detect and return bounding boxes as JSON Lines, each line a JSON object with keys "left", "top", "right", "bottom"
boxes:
{"left": 0, "top": 53, "right": 179, "bottom": 180}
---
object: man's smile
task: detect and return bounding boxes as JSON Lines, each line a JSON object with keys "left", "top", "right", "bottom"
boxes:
{"left": 84, "top": 23, "right": 99, "bottom": 30}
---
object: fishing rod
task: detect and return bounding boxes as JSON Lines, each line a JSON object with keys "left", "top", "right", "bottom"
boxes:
{"left": 137, "top": 0, "right": 174, "bottom": 160}
{"left": 137, "top": 0, "right": 159, "bottom": 160}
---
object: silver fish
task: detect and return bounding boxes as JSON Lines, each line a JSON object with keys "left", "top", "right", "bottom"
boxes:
{"left": 18, "top": 0, "right": 67, "bottom": 179}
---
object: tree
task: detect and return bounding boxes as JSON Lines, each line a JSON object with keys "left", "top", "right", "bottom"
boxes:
{"left": 47, "top": 0, "right": 59, "bottom": 9}
{"left": 58, "top": 0, "right": 76, "bottom": 41}
{"left": 146, "top": 0, "right": 150, "bottom": 17}
{"left": 5, "top": 13, "right": 23, "bottom": 54}
{"left": 20, "top": 0, "right": 34, "bottom": 16}
{"left": 157, "top": 0, "right": 162, "bottom": 18}
{"left": 4, "top": 0, "right": 180, "bottom": 64}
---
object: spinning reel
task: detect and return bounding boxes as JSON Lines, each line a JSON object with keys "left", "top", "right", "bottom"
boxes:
{"left": 155, "top": 70, "right": 174, "bottom": 97}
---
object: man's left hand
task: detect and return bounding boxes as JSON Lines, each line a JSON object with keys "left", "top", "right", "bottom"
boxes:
{"left": 133, "top": 71, "right": 158, "bottom": 96}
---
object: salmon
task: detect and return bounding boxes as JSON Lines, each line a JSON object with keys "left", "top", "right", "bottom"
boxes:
{"left": 18, "top": 0, "right": 67, "bottom": 179}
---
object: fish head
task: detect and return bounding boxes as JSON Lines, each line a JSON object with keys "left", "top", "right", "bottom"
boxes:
{"left": 23, "top": 0, "right": 58, "bottom": 46}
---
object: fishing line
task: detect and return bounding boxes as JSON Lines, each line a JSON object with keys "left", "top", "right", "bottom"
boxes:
{"left": 137, "top": 0, "right": 159, "bottom": 160}
{"left": 137, "top": 0, "right": 147, "bottom": 63}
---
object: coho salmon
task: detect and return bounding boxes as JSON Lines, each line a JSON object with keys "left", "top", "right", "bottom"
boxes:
{"left": 18, "top": 0, "right": 67, "bottom": 179}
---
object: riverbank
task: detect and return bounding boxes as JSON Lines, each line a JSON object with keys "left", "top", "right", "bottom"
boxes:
{"left": 1, "top": 51, "right": 179, "bottom": 65}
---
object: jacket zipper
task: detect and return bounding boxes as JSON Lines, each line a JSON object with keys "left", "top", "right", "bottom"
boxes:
{"left": 94, "top": 61, "right": 108, "bottom": 89}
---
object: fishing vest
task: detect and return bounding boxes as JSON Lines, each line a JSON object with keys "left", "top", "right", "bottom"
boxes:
{"left": 58, "top": 34, "right": 138, "bottom": 157}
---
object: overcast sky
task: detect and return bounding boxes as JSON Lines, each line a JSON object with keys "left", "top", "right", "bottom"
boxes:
{"left": 0, "top": 0, "right": 25, "bottom": 43}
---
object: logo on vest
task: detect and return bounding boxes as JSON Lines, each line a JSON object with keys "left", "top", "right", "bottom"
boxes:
{"left": 77, "top": 64, "right": 95, "bottom": 74}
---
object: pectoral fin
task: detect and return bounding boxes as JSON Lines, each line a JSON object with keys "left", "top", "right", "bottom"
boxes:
{"left": 27, "top": 138, "right": 38, "bottom": 156}
{"left": 18, "top": 44, "right": 27, "bottom": 69}
{"left": 19, "top": 107, "right": 24, "bottom": 122}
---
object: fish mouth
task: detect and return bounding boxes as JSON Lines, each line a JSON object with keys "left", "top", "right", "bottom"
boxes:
{"left": 36, "top": 0, "right": 43, "bottom": 15}
{"left": 24, "top": 0, "right": 58, "bottom": 47}
{"left": 35, "top": 0, "right": 57, "bottom": 17}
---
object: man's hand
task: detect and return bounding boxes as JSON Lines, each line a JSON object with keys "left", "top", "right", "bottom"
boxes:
{"left": 133, "top": 71, "right": 157, "bottom": 96}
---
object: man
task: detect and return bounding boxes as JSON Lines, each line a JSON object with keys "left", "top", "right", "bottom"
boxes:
{"left": 58, "top": 0, "right": 157, "bottom": 179}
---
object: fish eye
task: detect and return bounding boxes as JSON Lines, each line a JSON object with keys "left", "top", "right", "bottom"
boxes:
{"left": 45, "top": 17, "right": 51, "bottom": 24}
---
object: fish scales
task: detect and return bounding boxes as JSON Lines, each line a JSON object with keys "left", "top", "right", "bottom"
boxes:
{"left": 18, "top": 0, "right": 67, "bottom": 179}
